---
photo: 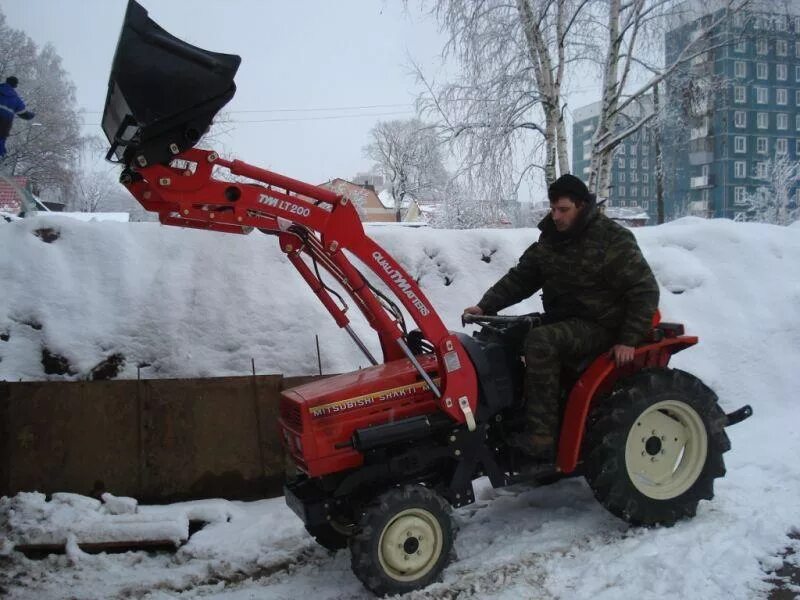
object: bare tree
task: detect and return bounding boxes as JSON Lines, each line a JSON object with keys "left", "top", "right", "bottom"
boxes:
{"left": 743, "top": 155, "right": 800, "bottom": 225}
{"left": 586, "top": 0, "right": 749, "bottom": 198}
{"left": 363, "top": 118, "right": 448, "bottom": 221}
{"left": 417, "top": 0, "right": 593, "bottom": 200}
{"left": 430, "top": 180, "right": 487, "bottom": 229}
{"left": 0, "top": 10, "right": 82, "bottom": 197}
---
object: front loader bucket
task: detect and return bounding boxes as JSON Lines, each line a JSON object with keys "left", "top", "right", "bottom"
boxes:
{"left": 102, "top": 0, "right": 241, "bottom": 168}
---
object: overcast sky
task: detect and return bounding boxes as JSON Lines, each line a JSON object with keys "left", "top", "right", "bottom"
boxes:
{"left": 1, "top": 0, "right": 451, "bottom": 185}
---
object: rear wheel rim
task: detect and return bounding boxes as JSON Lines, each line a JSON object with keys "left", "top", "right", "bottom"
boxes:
{"left": 377, "top": 508, "right": 444, "bottom": 582}
{"left": 625, "top": 399, "right": 708, "bottom": 500}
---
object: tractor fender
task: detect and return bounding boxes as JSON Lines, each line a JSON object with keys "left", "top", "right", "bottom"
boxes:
{"left": 556, "top": 335, "right": 698, "bottom": 474}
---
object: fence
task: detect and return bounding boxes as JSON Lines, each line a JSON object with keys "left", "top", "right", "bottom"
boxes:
{"left": 0, "top": 374, "right": 321, "bottom": 502}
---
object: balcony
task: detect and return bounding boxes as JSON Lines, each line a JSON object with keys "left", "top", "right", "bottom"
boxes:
{"left": 690, "top": 125, "right": 710, "bottom": 140}
{"left": 689, "top": 138, "right": 714, "bottom": 165}
{"left": 689, "top": 174, "right": 715, "bottom": 189}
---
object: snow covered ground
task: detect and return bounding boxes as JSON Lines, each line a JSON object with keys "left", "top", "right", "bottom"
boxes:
{"left": 1, "top": 216, "right": 799, "bottom": 598}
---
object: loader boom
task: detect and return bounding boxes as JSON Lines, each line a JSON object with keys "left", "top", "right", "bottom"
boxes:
{"left": 104, "top": 0, "right": 478, "bottom": 428}
{"left": 120, "top": 147, "right": 479, "bottom": 428}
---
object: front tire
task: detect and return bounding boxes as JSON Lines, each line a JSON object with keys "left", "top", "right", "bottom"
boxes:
{"left": 583, "top": 368, "right": 730, "bottom": 526}
{"left": 349, "top": 485, "right": 454, "bottom": 596}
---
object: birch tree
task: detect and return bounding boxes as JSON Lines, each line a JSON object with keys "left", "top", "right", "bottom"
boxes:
{"left": 417, "top": 0, "right": 592, "bottom": 201}
{"left": 587, "top": 0, "right": 749, "bottom": 198}
{"left": 363, "top": 118, "right": 448, "bottom": 221}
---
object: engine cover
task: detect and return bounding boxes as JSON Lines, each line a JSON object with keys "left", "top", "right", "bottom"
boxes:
{"left": 279, "top": 354, "right": 440, "bottom": 477}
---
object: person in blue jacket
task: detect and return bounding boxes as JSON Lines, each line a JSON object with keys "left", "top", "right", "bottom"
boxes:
{"left": 0, "top": 76, "right": 35, "bottom": 158}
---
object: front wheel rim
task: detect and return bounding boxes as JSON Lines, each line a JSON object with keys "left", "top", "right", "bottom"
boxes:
{"left": 625, "top": 399, "right": 708, "bottom": 500}
{"left": 377, "top": 508, "right": 444, "bottom": 582}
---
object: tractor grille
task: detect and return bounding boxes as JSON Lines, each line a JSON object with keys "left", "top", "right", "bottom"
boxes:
{"left": 280, "top": 396, "right": 303, "bottom": 432}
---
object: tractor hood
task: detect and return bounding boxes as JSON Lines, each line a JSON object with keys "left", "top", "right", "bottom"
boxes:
{"left": 102, "top": 0, "right": 241, "bottom": 168}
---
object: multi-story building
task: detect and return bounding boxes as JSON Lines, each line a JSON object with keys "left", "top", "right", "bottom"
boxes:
{"left": 663, "top": 10, "right": 800, "bottom": 220}
{"left": 572, "top": 99, "right": 658, "bottom": 223}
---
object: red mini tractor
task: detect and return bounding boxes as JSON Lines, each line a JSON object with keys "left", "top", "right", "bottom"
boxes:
{"left": 103, "top": 3, "right": 752, "bottom": 596}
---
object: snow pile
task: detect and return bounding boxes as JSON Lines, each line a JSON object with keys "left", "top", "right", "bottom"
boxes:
{"left": 4, "top": 214, "right": 795, "bottom": 385}
{"left": 0, "top": 216, "right": 799, "bottom": 598}
{"left": 0, "top": 492, "right": 186, "bottom": 548}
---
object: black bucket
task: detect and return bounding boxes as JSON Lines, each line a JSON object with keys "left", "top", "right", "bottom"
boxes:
{"left": 102, "top": 0, "right": 241, "bottom": 168}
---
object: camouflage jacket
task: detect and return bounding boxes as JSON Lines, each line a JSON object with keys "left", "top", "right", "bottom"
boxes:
{"left": 477, "top": 205, "right": 660, "bottom": 347}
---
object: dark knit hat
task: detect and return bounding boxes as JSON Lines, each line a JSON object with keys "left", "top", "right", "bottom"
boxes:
{"left": 5, "top": 76, "right": 18, "bottom": 88}
{"left": 548, "top": 174, "right": 590, "bottom": 204}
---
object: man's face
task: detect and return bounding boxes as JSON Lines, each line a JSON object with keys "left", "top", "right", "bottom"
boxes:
{"left": 550, "top": 196, "right": 582, "bottom": 231}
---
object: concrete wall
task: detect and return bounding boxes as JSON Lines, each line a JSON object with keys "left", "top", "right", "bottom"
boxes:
{"left": 0, "top": 375, "right": 321, "bottom": 502}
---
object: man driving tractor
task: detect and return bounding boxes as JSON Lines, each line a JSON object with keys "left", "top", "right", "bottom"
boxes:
{"left": 463, "top": 174, "right": 659, "bottom": 462}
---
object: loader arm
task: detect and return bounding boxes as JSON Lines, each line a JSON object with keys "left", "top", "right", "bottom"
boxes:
{"left": 121, "top": 148, "right": 478, "bottom": 427}
{"left": 102, "top": 0, "right": 478, "bottom": 428}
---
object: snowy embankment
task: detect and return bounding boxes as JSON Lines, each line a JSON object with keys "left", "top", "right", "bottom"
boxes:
{"left": 1, "top": 216, "right": 799, "bottom": 598}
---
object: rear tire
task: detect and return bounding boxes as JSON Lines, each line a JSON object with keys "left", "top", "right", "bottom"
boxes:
{"left": 583, "top": 368, "right": 730, "bottom": 526}
{"left": 349, "top": 485, "right": 454, "bottom": 596}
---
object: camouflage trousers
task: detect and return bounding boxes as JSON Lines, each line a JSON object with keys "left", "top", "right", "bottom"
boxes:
{"left": 523, "top": 317, "right": 615, "bottom": 444}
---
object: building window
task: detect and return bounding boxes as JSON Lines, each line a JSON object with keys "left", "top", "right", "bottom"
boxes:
{"left": 757, "top": 112, "right": 768, "bottom": 129}
{"left": 777, "top": 113, "right": 788, "bottom": 130}
{"left": 734, "top": 86, "right": 746, "bottom": 103}
{"left": 777, "top": 16, "right": 787, "bottom": 32}
{"left": 756, "top": 161, "right": 767, "bottom": 179}
{"left": 734, "top": 161, "right": 747, "bottom": 178}
{"left": 735, "top": 40, "right": 746, "bottom": 53}
{"left": 619, "top": 171, "right": 626, "bottom": 183}
{"left": 777, "top": 64, "right": 788, "bottom": 81}
{"left": 734, "top": 61, "right": 746, "bottom": 78}
{"left": 619, "top": 187, "right": 626, "bottom": 197}
{"left": 757, "top": 62, "right": 768, "bottom": 79}
{"left": 734, "top": 111, "right": 746, "bottom": 127}
{"left": 631, "top": 172, "right": 638, "bottom": 183}
{"left": 643, "top": 200, "right": 649, "bottom": 209}
{"left": 642, "top": 157, "right": 649, "bottom": 169}
{"left": 796, "top": 40, "right": 800, "bottom": 58}
{"left": 796, "top": 90, "right": 800, "bottom": 106}
{"left": 757, "top": 137, "right": 768, "bottom": 153}
{"left": 642, "top": 145, "right": 649, "bottom": 156}
{"left": 582, "top": 123, "right": 594, "bottom": 133}
{"left": 630, "top": 158, "right": 637, "bottom": 169}
{"left": 631, "top": 200, "right": 638, "bottom": 207}
{"left": 796, "top": 114, "right": 800, "bottom": 130}
{"left": 733, "top": 12, "right": 745, "bottom": 28}
{"left": 756, "top": 87, "right": 768, "bottom": 103}
{"left": 796, "top": 65, "right": 800, "bottom": 82}
{"left": 631, "top": 144, "right": 638, "bottom": 156}
{"left": 643, "top": 173, "right": 649, "bottom": 184}
{"left": 734, "top": 136, "right": 746, "bottom": 152}
{"left": 620, "top": 200, "right": 627, "bottom": 207}
{"left": 631, "top": 187, "right": 638, "bottom": 197}
{"left": 777, "top": 138, "right": 788, "bottom": 154}
{"left": 643, "top": 187, "right": 649, "bottom": 197}
{"left": 734, "top": 187, "right": 747, "bottom": 205}
{"left": 776, "top": 39, "right": 788, "bottom": 56}
{"left": 618, "top": 145, "right": 626, "bottom": 155}
{"left": 618, "top": 157, "right": 625, "bottom": 169}
{"left": 756, "top": 38, "right": 768, "bottom": 54}
{"left": 796, "top": 139, "right": 800, "bottom": 155}
{"left": 777, "top": 88, "right": 788, "bottom": 105}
